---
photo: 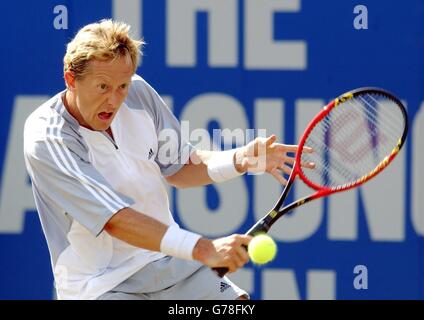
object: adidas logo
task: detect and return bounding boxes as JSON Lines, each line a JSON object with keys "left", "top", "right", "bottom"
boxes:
{"left": 148, "top": 148, "right": 154, "bottom": 159}
{"left": 220, "top": 282, "right": 231, "bottom": 293}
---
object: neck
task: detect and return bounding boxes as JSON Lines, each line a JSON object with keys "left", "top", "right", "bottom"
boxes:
{"left": 63, "top": 90, "right": 92, "bottom": 130}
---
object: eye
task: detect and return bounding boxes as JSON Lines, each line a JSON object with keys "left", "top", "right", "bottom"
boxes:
{"left": 98, "top": 83, "right": 108, "bottom": 92}
{"left": 120, "top": 83, "right": 128, "bottom": 89}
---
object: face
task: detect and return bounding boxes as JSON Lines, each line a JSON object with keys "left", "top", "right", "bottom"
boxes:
{"left": 67, "top": 55, "right": 134, "bottom": 131}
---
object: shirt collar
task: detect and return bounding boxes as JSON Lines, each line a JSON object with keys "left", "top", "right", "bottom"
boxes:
{"left": 52, "top": 90, "right": 81, "bottom": 130}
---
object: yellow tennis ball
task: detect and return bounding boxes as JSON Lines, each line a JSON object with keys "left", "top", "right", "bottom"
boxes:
{"left": 248, "top": 234, "right": 277, "bottom": 265}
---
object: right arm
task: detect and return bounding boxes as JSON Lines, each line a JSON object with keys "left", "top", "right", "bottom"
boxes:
{"left": 105, "top": 207, "right": 252, "bottom": 273}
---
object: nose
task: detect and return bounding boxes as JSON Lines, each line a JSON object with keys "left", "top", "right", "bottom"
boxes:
{"left": 107, "top": 90, "right": 123, "bottom": 108}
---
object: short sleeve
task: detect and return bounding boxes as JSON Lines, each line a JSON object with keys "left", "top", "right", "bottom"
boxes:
{"left": 24, "top": 131, "right": 135, "bottom": 236}
{"left": 127, "top": 75, "right": 195, "bottom": 177}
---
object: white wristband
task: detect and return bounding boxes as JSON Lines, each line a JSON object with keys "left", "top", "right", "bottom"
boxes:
{"left": 207, "top": 149, "right": 244, "bottom": 183}
{"left": 160, "top": 225, "right": 202, "bottom": 260}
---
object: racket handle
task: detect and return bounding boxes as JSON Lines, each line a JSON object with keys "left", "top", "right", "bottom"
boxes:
{"left": 246, "top": 219, "right": 271, "bottom": 236}
{"left": 213, "top": 267, "right": 229, "bottom": 277}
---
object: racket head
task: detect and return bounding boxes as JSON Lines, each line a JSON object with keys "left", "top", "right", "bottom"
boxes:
{"left": 295, "top": 87, "right": 408, "bottom": 195}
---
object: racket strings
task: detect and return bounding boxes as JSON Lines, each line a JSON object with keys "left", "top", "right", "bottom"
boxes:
{"left": 367, "top": 93, "right": 405, "bottom": 126}
{"left": 307, "top": 107, "right": 388, "bottom": 171}
{"left": 314, "top": 94, "right": 402, "bottom": 184}
{"left": 325, "top": 104, "right": 391, "bottom": 163}
{"left": 313, "top": 101, "right": 393, "bottom": 144}
{"left": 307, "top": 111, "right": 397, "bottom": 184}
{"left": 331, "top": 94, "right": 402, "bottom": 139}
{"left": 302, "top": 134, "right": 359, "bottom": 184}
{"left": 321, "top": 94, "right": 403, "bottom": 151}
{"left": 357, "top": 95, "right": 404, "bottom": 136}
{"left": 300, "top": 92, "right": 405, "bottom": 189}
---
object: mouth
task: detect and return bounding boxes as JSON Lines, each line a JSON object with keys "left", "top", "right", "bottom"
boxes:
{"left": 98, "top": 112, "right": 113, "bottom": 121}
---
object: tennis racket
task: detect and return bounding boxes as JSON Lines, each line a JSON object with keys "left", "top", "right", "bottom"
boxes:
{"left": 214, "top": 87, "right": 408, "bottom": 277}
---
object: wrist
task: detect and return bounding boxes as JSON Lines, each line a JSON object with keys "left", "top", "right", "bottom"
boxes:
{"left": 160, "top": 225, "right": 202, "bottom": 260}
{"left": 192, "top": 238, "right": 213, "bottom": 264}
{"left": 234, "top": 147, "right": 248, "bottom": 173}
{"left": 207, "top": 149, "right": 245, "bottom": 183}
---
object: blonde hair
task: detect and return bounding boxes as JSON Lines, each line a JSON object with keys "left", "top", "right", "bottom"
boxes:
{"left": 64, "top": 19, "right": 144, "bottom": 79}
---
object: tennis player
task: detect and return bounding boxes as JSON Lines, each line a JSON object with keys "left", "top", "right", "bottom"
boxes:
{"left": 23, "top": 20, "right": 310, "bottom": 300}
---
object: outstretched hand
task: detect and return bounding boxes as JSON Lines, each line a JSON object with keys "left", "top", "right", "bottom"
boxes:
{"left": 235, "top": 135, "right": 315, "bottom": 185}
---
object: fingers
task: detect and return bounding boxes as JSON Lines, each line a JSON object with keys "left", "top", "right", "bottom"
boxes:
{"left": 254, "top": 135, "right": 277, "bottom": 157}
{"left": 265, "top": 135, "right": 277, "bottom": 147}
{"left": 275, "top": 144, "right": 314, "bottom": 154}
{"left": 302, "top": 161, "right": 316, "bottom": 169}
{"left": 277, "top": 164, "right": 293, "bottom": 175}
{"left": 283, "top": 156, "right": 295, "bottom": 165}
{"left": 233, "top": 235, "right": 252, "bottom": 269}
{"left": 270, "top": 168, "right": 288, "bottom": 185}
{"left": 247, "top": 137, "right": 315, "bottom": 179}
{"left": 224, "top": 259, "right": 237, "bottom": 273}
{"left": 282, "top": 157, "right": 315, "bottom": 169}
{"left": 302, "top": 146, "right": 314, "bottom": 153}
{"left": 210, "top": 235, "right": 252, "bottom": 273}
{"left": 238, "top": 234, "right": 253, "bottom": 247}
{"left": 280, "top": 144, "right": 301, "bottom": 153}
{"left": 234, "top": 246, "right": 250, "bottom": 268}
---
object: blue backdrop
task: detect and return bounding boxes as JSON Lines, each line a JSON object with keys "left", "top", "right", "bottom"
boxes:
{"left": 0, "top": 0, "right": 423, "bottom": 299}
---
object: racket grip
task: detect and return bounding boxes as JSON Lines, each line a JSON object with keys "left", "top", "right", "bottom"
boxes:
{"left": 213, "top": 267, "right": 229, "bottom": 277}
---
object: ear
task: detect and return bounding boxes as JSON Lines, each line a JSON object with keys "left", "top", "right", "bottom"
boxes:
{"left": 64, "top": 71, "right": 76, "bottom": 90}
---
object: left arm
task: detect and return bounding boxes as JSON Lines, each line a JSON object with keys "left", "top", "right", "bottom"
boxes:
{"left": 166, "top": 149, "right": 244, "bottom": 188}
{"left": 165, "top": 149, "right": 217, "bottom": 188}
{"left": 166, "top": 135, "right": 315, "bottom": 189}
{"left": 132, "top": 80, "right": 311, "bottom": 187}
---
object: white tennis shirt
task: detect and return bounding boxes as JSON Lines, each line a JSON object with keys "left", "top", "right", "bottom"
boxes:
{"left": 24, "top": 75, "right": 193, "bottom": 299}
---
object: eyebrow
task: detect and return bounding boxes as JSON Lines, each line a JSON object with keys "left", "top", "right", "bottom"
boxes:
{"left": 93, "top": 74, "right": 111, "bottom": 81}
{"left": 93, "top": 77, "right": 131, "bottom": 87}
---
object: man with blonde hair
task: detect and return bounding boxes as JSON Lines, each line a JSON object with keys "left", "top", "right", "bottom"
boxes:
{"left": 23, "top": 19, "right": 312, "bottom": 300}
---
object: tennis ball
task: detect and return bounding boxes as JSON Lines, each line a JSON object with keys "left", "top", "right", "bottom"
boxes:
{"left": 248, "top": 234, "right": 277, "bottom": 265}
